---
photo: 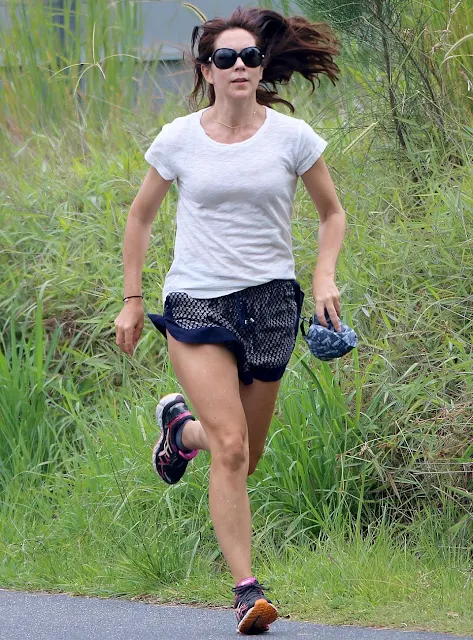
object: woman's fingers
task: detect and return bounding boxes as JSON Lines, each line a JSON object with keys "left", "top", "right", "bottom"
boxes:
{"left": 114, "top": 322, "right": 139, "bottom": 355}
{"left": 313, "top": 276, "right": 341, "bottom": 330}
{"left": 326, "top": 303, "right": 341, "bottom": 332}
{"left": 115, "top": 323, "right": 125, "bottom": 348}
{"left": 316, "top": 300, "right": 341, "bottom": 332}
{"left": 124, "top": 325, "right": 135, "bottom": 350}
{"left": 315, "top": 301, "right": 329, "bottom": 328}
{"left": 334, "top": 296, "right": 341, "bottom": 317}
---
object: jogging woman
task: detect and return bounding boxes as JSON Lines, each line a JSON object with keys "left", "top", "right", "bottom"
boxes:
{"left": 114, "top": 7, "right": 345, "bottom": 634}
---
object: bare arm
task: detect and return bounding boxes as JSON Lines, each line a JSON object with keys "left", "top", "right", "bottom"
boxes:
{"left": 123, "top": 167, "right": 173, "bottom": 297}
{"left": 115, "top": 168, "right": 173, "bottom": 355}
{"left": 301, "top": 157, "right": 346, "bottom": 331}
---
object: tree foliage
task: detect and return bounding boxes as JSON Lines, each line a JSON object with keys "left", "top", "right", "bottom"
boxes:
{"left": 295, "top": 0, "right": 472, "bottom": 161}
{"left": 296, "top": 0, "right": 367, "bottom": 30}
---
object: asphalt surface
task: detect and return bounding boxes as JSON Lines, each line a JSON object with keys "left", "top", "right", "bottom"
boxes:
{"left": 1, "top": 590, "right": 472, "bottom": 640}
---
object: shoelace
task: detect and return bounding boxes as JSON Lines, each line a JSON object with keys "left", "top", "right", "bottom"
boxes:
{"left": 159, "top": 433, "right": 175, "bottom": 459}
{"left": 232, "top": 580, "right": 269, "bottom": 605}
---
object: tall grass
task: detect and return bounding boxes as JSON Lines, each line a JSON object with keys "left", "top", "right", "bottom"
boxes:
{"left": 432, "top": 0, "right": 473, "bottom": 114}
{"left": 2, "top": 91, "right": 471, "bottom": 532}
{"left": 0, "top": 290, "right": 65, "bottom": 486}
{"left": 296, "top": 0, "right": 473, "bottom": 165}
{"left": 0, "top": 0, "right": 144, "bottom": 128}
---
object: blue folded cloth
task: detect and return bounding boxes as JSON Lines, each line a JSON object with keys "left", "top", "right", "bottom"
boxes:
{"left": 302, "top": 312, "right": 358, "bottom": 361}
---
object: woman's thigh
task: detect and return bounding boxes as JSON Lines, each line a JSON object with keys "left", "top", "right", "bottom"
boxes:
{"left": 167, "top": 333, "right": 248, "bottom": 454}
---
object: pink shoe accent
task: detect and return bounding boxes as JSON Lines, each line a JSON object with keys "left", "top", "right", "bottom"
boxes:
{"left": 237, "top": 577, "right": 257, "bottom": 588}
{"left": 165, "top": 410, "right": 198, "bottom": 461}
{"left": 178, "top": 448, "right": 199, "bottom": 461}
{"left": 167, "top": 411, "right": 193, "bottom": 431}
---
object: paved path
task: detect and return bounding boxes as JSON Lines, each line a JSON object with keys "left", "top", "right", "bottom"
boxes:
{"left": 1, "top": 590, "right": 471, "bottom": 639}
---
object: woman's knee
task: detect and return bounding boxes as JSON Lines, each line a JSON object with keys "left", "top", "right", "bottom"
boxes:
{"left": 210, "top": 431, "right": 249, "bottom": 473}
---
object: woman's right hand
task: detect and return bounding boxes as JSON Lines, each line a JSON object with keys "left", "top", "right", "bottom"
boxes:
{"left": 114, "top": 299, "right": 145, "bottom": 356}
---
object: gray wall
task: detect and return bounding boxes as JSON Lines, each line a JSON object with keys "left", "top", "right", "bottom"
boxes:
{"left": 0, "top": 1, "right": 298, "bottom": 99}
{"left": 0, "top": 1, "right": 298, "bottom": 61}
{"left": 0, "top": 1, "right": 251, "bottom": 99}
{"left": 142, "top": 1, "right": 256, "bottom": 61}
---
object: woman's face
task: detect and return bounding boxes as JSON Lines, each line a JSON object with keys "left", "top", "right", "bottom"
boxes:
{"left": 202, "top": 28, "right": 264, "bottom": 102}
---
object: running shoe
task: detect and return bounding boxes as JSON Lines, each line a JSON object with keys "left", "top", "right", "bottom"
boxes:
{"left": 233, "top": 578, "right": 278, "bottom": 634}
{"left": 152, "top": 393, "right": 198, "bottom": 484}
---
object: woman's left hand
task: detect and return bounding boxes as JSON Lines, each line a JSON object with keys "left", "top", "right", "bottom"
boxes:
{"left": 312, "top": 274, "right": 341, "bottom": 331}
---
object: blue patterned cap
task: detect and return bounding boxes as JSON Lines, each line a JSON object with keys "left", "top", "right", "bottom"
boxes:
{"left": 302, "top": 313, "right": 358, "bottom": 361}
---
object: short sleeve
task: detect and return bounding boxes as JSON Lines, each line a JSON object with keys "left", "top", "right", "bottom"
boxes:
{"left": 144, "top": 123, "right": 177, "bottom": 181}
{"left": 295, "top": 120, "right": 328, "bottom": 176}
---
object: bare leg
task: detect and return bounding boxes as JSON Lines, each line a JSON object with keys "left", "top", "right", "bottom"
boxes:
{"left": 240, "top": 378, "right": 280, "bottom": 475}
{"left": 180, "top": 379, "right": 280, "bottom": 475}
{"left": 180, "top": 419, "right": 209, "bottom": 452}
{"left": 167, "top": 333, "right": 252, "bottom": 584}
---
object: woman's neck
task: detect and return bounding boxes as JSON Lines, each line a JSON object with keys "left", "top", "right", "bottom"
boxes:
{"left": 210, "top": 98, "right": 261, "bottom": 128}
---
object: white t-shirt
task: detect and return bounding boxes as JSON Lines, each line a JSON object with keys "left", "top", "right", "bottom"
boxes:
{"left": 145, "top": 106, "right": 327, "bottom": 301}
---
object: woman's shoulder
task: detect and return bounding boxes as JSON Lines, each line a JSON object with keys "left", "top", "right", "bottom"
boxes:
{"left": 268, "top": 108, "right": 324, "bottom": 145}
{"left": 268, "top": 107, "right": 307, "bottom": 129}
{"left": 161, "top": 111, "right": 201, "bottom": 136}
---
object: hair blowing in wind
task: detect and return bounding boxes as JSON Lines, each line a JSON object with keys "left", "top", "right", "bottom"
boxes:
{"left": 189, "top": 6, "right": 340, "bottom": 112}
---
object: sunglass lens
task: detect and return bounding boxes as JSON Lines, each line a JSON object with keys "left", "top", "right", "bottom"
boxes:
{"left": 213, "top": 49, "right": 237, "bottom": 69}
{"left": 240, "top": 47, "right": 263, "bottom": 68}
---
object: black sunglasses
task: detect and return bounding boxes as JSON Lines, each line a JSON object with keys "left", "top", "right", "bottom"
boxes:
{"left": 207, "top": 46, "right": 264, "bottom": 70}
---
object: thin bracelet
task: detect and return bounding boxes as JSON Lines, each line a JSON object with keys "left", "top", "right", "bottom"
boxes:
{"left": 123, "top": 295, "right": 143, "bottom": 302}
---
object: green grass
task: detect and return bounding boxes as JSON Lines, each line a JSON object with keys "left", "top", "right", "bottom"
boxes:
{"left": 1, "top": 122, "right": 472, "bottom": 627}
{"left": 0, "top": 365, "right": 471, "bottom": 633}
{"left": 2, "top": 514, "right": 472, "bottom": 634}
{"left": 1, "top": 0, "right": 473, "bottom": 634}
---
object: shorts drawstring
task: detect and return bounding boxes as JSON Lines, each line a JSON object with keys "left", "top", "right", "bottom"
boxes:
{"left": 235, "top": 293, "right": 255, "bottom": 329}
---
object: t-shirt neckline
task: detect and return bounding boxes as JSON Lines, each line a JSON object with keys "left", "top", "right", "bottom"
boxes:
{"left": 196, "top": 106, "right": 270, "bottom": 147}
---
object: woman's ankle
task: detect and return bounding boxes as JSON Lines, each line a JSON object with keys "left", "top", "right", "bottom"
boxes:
{"left": 181, "top": 419, "right": 209, "bottom": 452}
{"left": 175, "top": 420, "right": 195, "bottom": 453}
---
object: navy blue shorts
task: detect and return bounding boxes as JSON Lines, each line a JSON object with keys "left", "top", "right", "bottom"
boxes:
{"left": 148, "top": 279, "right": 304, "bottom": 385}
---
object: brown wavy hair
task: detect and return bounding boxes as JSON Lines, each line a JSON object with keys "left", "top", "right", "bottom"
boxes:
{"left": 189, "top": 6, "right": 340, "bottom": 112}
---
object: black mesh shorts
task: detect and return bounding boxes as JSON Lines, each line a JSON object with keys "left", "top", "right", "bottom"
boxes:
{"left": 148, "top": 279, "right": 304, "bottom": 385}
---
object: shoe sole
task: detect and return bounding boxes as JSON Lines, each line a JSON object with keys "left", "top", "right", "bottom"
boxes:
{"left": 152, "top": 393, "right": 181, "bottom": 464}
{"left": 237, "top": 599, "right": 278, "bottom": 634}
{"left": 156, "top": 392, "right": 183, "bottom": 428}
